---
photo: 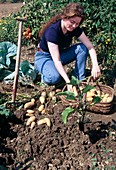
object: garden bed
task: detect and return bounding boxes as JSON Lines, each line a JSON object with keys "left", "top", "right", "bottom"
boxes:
{"left": 0, "top": 2, "right": 116, "bottom": 170}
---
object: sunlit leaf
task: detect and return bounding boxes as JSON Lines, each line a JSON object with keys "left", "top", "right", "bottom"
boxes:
{"left": 0, "top": 104, "right": 12, "bottom": 117}
{"left": 70, "top": 76, "right": 81, "bottom": 86}
{"left": 83, "top": 84, "right": 95, "bottom": 93}
{"left": 93, "top": 96, "right": 101, "bottom": 103}
{"left": 62, "top": 107, "right": 75, "bottom": 124}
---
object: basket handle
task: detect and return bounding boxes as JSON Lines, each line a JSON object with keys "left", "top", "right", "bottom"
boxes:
{"left": 86, "top": 76, "right": 94, "bottom": 84}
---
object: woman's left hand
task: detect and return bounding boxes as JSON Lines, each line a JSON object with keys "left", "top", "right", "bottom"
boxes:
{"left": 91, "top": 65, "right": 101, "bottom": 80}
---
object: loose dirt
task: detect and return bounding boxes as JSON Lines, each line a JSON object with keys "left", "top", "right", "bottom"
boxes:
{"left": 0, "top": 2, "right": 23, "bottom": 19}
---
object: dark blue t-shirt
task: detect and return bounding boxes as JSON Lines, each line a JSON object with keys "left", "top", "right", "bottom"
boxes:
{"left": 40, "top": 20, "right": 83, "bottom": 52}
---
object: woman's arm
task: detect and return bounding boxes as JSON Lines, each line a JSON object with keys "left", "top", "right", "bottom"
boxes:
{"left": 78, "top": 32, "right": 101, "bottom": 79}
{"left": 47, "top": 42, "right": 73, "bottom": 91}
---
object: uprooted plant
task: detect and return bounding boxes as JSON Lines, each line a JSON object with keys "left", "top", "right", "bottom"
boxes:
{"left": 57, "top": 76, "right": 101, "bottom": 132}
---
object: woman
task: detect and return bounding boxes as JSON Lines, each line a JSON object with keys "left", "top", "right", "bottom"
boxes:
{"left": 34, "top": 2, "right": 101, "bottom": 91}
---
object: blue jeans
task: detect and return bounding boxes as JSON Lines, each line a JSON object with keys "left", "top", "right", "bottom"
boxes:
{"left": 34, "top": 43, "right": 88, "bottom": 84}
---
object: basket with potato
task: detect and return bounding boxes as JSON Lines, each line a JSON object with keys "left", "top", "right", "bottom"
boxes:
{"left": 59, "top": 77, "right": 114, "bottom": 114}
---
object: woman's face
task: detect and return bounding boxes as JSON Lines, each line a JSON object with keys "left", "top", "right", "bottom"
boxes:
{"left": 63, "top": 16, "right": 82, "bottom": 32}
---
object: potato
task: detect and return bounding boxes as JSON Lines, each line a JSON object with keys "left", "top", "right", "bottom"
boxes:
{"left": 41, "top": 91, "right": 47, "bottom": 97}
{"left": 38, "top": 104, "right": 44, "bottom": 112}
{"left": 104, "top": 93, "right": 109, "bottom": 98}
{"left": 73, "top": 86, "right": 78, "bottom": 97}
{"left": 41, "top": 109, "right": 46, "bottom": 114}
{"left": 79, "top": 86, "right": 83, "bottom": 91}
{"left": 48, "top": 91, "right": 55, "bottom": 98}
{"left": 86, "top": 97, "right": 93, "bottom": 102}
{"left": 52, "top": 96, "right": 56, "bottom": 101}
{"left": 87, "top": 91, "right": 95, "bottom": 98}
{"left": 90, "top": 89, "right": 96, "bottom": 93}
{"left": 44, "top": 118, "right": 51, "bottom": 127}
{"left": 106, "top": 96, "right": 112, "bottom": 102}
{"left": 30, "top": 121, "right": 36, "bottom": 129}
{"left": 96, "top": 91, "right": 100, "bottom": 96}
{"left": 24, "top": 98, "right": 35, "bottom": 109}
{"left": 26, "top": 113, "right": 34, "bottom": 117}
{"left": 37, "top": 118, "right": 51, "bottom": 127}
{"left": 56, "top": 89, "right": 61, "bottom": 93}
{"left": 26, "top": 116, "right": 36, "bottom": 126}
{"left": 26, "top": 109, "right": 34, "bottom": 114}
{"left": 101, "top": 96, "right": 107, "bottom": 102}
{"left": 31, "top": 98, "right": 35, "bottom": 103}
{"left": 39, "top": 96, "right": 45, "bottom": 104}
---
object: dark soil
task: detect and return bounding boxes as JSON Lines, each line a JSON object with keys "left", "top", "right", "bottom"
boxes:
{"left": 0, "top": 3, "right": 116, "bottom": 170}
{"left": 0, "top": 80, "right": 116, "bottom": 170}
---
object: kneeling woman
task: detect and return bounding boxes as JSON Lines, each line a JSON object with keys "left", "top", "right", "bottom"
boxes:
{"left": 34, "top": 2, "right": 101, "bottom": 91}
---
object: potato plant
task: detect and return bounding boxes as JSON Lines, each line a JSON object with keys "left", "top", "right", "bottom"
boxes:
{"left": 57, "top": 76, "right": 102, "bottom": 131}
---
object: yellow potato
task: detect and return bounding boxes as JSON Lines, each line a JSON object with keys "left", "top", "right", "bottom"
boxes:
{"left": 104, "top": 93, "right": 109, "bottom": 98}
{"left": 48, "top": 91, "right": 56, "bottom": 98}
{"left": 30, "top": 121, "right": 36, "bottom": 129}
{"left": 73, "top": 86, "right": 78, "bottom": 97}
{"left": 90, "top": 89, "right": 96, "bottom": 93}
{"left": 106, "top": 96, "right": 112, "bottom": 103}
{"left": 37, "top": 118, "right": 51, "bottom": 127}
{"left": 26, "top": 116, "right": 36, "bottom": 126}
{"left": 38, "top": 104, "right": 44, "bottom": 112}
{"left": 24, "top": 98, "right": 35, "bottom": 109}
{"left": 39, "top": 96, "right": 45, "bottom": 104}
{"left": 26, "top": 109, "right": 34, "bottom": 114}
{"left": 41, "top": 109, "right": 46, "bottom": 114}
{"left": 101, "top": 96, "right": 107, "bottom": 103}
{"left": 41, "top": 91, "right": 47, "bottom": 97}
{"left": 26, "top": 113, "right": 34, "bottom": 117}
{"left": 79, "top": 86, "right": 83, "bottom": 91}
{"left": 52, "top": 96, "right": 56, "bottom": 101}
{"left": 87, "top": 91, "right": 95, "bottom": 98}
{"left": 86, "top": 97, "right": 93, "bottom": 102}
{"left": 56, "top": 89, "right": 61, "bottom": 93}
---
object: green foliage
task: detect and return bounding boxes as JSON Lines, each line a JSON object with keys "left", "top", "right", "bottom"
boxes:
{"left": 20, "top": 60, "right": 37, "bottom": 81}
{"left": 62, "top": 107, "right": 75, "bottom": 124}
{"left": 0, "top": 104, "right": 12, "bottom": 117}
{"left": 57, "top": 91, "right": 76, "bottom": 100}
{"left": 0, "top": 16, "right": 19, "bottom": 44}
{"left": 82, "top": 84, "right": 94, "bottom": 93}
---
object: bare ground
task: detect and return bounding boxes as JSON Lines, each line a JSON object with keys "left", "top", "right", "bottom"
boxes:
{"left": 0, "top": 2, "right": 23, "bottom": 19}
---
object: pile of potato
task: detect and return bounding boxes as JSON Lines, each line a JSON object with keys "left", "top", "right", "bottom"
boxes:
{"left": 72, "top": 85, "right": 112, "bottom": 103}
{"left": 23, "top": 89, "right": 60, "bottom": 129}
{"left": 83, "top": 87, "right": 112, "bottom": 103}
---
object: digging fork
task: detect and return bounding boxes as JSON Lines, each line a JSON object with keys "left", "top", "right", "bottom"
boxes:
{"left": 12, "top": 17, "right": 27, "bottom": 103}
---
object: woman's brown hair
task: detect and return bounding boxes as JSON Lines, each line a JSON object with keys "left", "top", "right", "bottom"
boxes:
{"left": 39, "top": 3, "right": 86, "bottom": 38}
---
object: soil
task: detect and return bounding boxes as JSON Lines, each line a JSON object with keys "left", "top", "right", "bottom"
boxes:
{"left": 0, "top": 3, "right": 116, "bottom": 170}
{"left": 0, "top": 2, "right": 23, "bottom": 19}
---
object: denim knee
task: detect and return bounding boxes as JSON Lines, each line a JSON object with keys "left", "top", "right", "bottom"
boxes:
{"left": 43, "top": 71, "right": 62, "bottom": 85}
{"left": 75, "top": 43, "right": 88, "bottom": 55}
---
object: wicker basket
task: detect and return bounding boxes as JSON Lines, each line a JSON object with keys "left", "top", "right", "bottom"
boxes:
{"left": 60, "top": 77, "right": 114, "bottom": 114}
